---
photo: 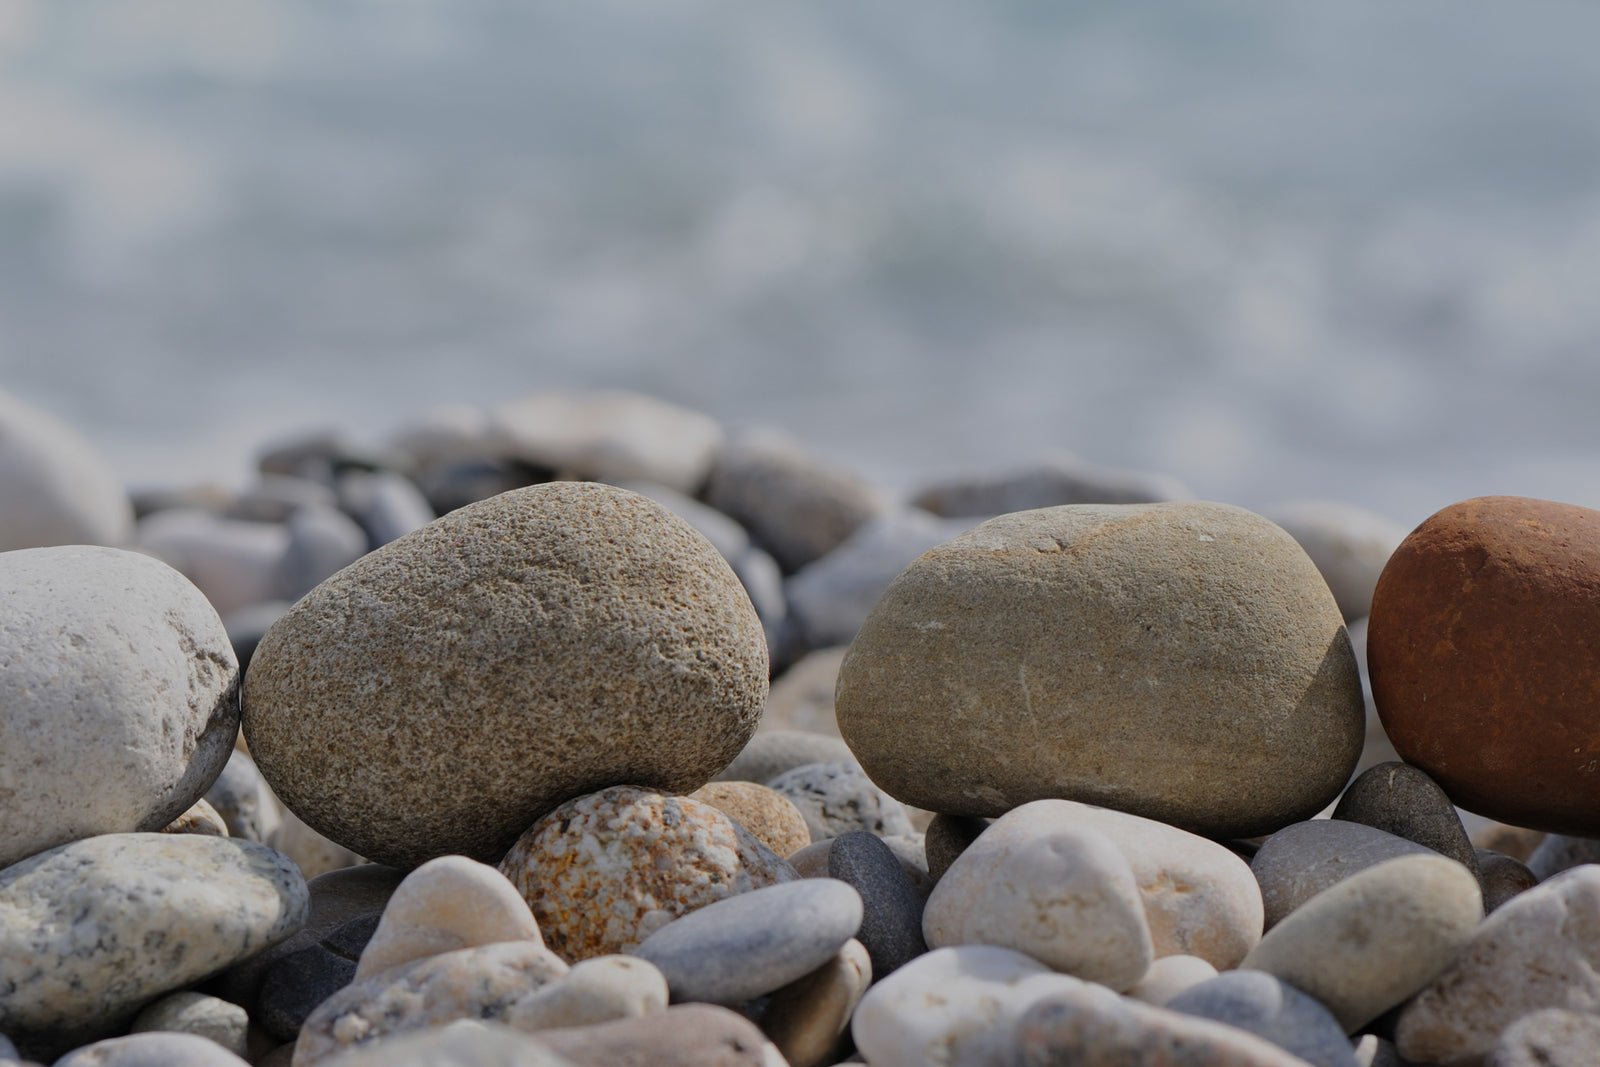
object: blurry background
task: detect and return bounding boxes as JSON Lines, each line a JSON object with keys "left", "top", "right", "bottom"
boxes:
{"left": 4, "top": 0, "right": 1600, "bottom": 527}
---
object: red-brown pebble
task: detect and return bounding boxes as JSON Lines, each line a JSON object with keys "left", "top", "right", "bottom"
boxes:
{"left": 1368, "top": 496, "right": 1600, "bottom": 834}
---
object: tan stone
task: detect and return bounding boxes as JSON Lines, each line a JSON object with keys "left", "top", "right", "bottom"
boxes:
{"left": 502, "top": 956, "right": 667, "bottom": 1032}
{"left": 1126, "top": 954, "right": 1219, "bottom": 1007}
{"left": 689, "top": 781, "right": 812, "bottom": 857}
{"left": 536, "top": 1004, "right": 787, "bottom": 1067}
{"left": 355, "top": 855, "right": 542, "bottom": 981}
{"left": 243, "top": 482, "right": 769, "bottom": 868}
{"left": 761, "top": 939, "right": 871, "bottom": 1067}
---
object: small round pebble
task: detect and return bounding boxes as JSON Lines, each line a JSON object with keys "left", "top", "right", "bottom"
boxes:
{"left": 826, "top": 831, "right": 927, "bottom": 977}
{"left": 131, "top": 993, "right": 248, "bottom": 1057}
{"left": 923, "top": 813, "right": 989, "bottom": 884}
{"left": 688, "top": 781, "right": 812, "bottom": 857}
{"left": 1165, "top": 971, "right": 1359, "bottom": 1067}
{"left": 714, "top": 731, "right": 855, "bottom": 786}
{"left": 355, "top": 855, "right": 542, "bottom": 981}
{"left": 764, "top": 761, "right": 913, "bottom": 842}
{"left": 1126, "top": 955, "right": 1219, "bottom": 1007}
{"left": 501, "top": 956, "right": 668, "bottom": 1032}
{"left": 160, "top": 798, "right": 230, "bottom": 838}
{"left": 203, "top": 750, "right": 281, "bottom": 845}
{"left": 1477, "top": 849, "right": 1538, "bottom": 912}
{"left": 632, "top": 879, "right": 863, "bottom": 1005}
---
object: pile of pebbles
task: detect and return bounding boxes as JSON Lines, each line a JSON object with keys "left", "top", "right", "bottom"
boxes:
{"left": 3, "top": 386, "right": 1599, "bottom": 1066}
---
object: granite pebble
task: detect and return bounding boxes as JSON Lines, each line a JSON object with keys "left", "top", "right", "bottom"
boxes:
{"left": 130, "top": 993, "right": 248, "bottom": 1058}
{"left": 764, "top": 760, "right": 914, "bottom": 841}
{"left": 304, "top": 1020, "right": 574, "bottom": 1067}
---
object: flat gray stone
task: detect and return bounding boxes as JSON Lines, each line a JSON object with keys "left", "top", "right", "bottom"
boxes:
{"left": 1251, "top": 819, "right": 1434, "bottom": 929}
{"left": 0, "top": 546, "right": 239, "bottom": 870}
{"left": 828, "top": 831, "right": 926, "bottom": 977}
{"left": 1331, "top": 761, "right": 1481, "bottom": 892}
{"left": 54, "top": 1032, "right": 249, "bottom": 1067}
{"left": 632, "top": 879, "right": 863, "bottom": 1005}
{"left": 257, "top": 914, "right": 379, "bottom": 1042}
{"left": 1165, "top": 971, "right": 1358, "bottom": 1067}
{"left": 277, "top": 504, "right": 368, "bottom": 601}
{"left": 336, "top": 470, "right": 434, "bottom": 549}
{"left": 715, "top": 732, "right": 854, "bottom": 786}
{"left": 765, "top": 761, "right": 913, "bottom": 842}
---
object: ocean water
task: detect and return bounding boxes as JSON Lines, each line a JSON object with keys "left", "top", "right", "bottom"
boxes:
{"left": 4, "top": 0, "right": 1600, "bottom": 529}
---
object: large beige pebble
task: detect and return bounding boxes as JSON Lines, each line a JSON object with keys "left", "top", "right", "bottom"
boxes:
{"left": 1251, "top": 819, "right": 1435, "bottom": 929}
{"left": 243, "top": 482, "right": 768, "bottom": 868}
{"left": 0, "top": 389, "right": 131, "bottom": 552}
{"left": 835, "top": 501, "right": 1365, "bottom": 838}
{"left": 923, "top": 816, "right": 1153, "bottom": 990}
{"left": 0, "top": 546, "right": 239, "bottom": 870}
{"left": 535, "top": 1003, "right": 787, "bottom": 1067}
{"left": 1396, "top": 864, "right": 1600, "bottom": 1066}
{"left": 502, "top": 956, "right": 667, "bottom": 1032}
{"left": 1243, "top": 853, "right": 1483, "bottom": 1033}
{"left": 760, "top": 939, "right": 871, "bottom": 1067}
{"left": 355, "top": 856, "right": 541, "bottom": 980}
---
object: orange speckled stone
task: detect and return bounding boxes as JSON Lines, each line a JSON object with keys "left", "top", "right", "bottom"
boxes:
{"left": 498, "top": 786, "right": 798, "bottom": 963}
{"left": 1368, "top": 496, "right": 1600, "bottom": 834}
{"left": 689, "top": 781, "right": 813, "bottom": 858}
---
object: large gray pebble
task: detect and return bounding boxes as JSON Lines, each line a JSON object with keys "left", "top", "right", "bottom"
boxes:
{"left": 1165, "top": 971, "right": 1358, "bottom": 1067}
{"left": 765, "top": 761, "right": 913, "bottom": 841}
{"left": 0, "top": 546, "right": 239, "bottom": 869}
{"left": 0, "top": 834, "right": 307, "bottom": 1037}
{"left": 632, "top": 879, "right": 863, "bottom": 1005}
{"left": 716, "top": 732, "right": 854, "bottom": 786}
{"left": 1251, "top": 819, "right": 1433, "bottom": 929}
{"left": 54, "top": 1032, "right": 248, "bottom": 1067}
{"left": 0, "top": 388, "right": 131, "bottom": 552}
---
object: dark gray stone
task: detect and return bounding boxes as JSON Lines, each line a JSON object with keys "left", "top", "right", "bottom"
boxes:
{"left": 765, "top": 761, "right": 912, "bottom": 842}
{"left": 632, "top": 879, "right": 863, "bottom": 1005}
{"left": 1332, "top": 762, "right": 1481, "bottom": 890}
{"left": 715, "top": 732, "right": 854, "bottom": 786}
{"left": 911, "top": 456, "right": 1190, "bottom": 518}
{"left": 1250, "top": 820, "right": 1433, "bottom": 929}
{"left": 1476, "top": 849, "right": 1538, "bottom": 912}
{"left": 257, "top": 914, "right": 380, "bottom": 1042}
{"left": 924, "top": 814, "right": 990, "bottom": 884}
{"left": 1165, "top": 971, "right": 1359, "bottom": 1067}
{"left": 827, "top": 831, "right": 926, "bottom": 977}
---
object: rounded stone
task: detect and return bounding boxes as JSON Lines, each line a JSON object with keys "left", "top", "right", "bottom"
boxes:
{"left": 536, "top": 1003, "right": 788, "bottom": 1067}
{"left": 827, "top": 831, "right": 927, "bottom": 977}
{"left": 764, "top": 761, "right": 913, "bottom": 842}
{"left": 835, "top": 501, "right": 1365, "bottom": 837}
{"left": 203, "top": 750, "right": 281, "bottom": 846}
{"left": 632, "top": 879, "right": 863, "bottom": 1005}
{"left": 1331, "top": 761, "right": 1480, "bottom": 881}
{"left": 242, "top": 482, "right": 769, "bottom": 868}
{"left": 1165, "top": 971, "right": 1359, "bottom": 1067}
{"left": 1489, "top": 1009, "right": 1600, "bottom": 1067}
{"left": 498, "top": 786, "right": 797, "bottom": 962}
{"left": 1258, "top": 500, "right": 1407, "bottom": 622}
{"left": 760, "top": 939, "right": 871, "bottom": 1067}
{"left": 131, "top": 993, "right": 248, "bottom": 1057}
{"left": 762, "top": 646, "right": 847, "bottom": 738}
{"left": 1477, "top": 849, "right": 1538, "bottom": 912}
{"left": 501, "top": 955, "right": 668, "bottom": 1032}
{"left": 0, "top": 546, "right": 240, "bottom": 870}
{"left": 1368, "top": 495, "right": 1600, "bottom": 834}
{"left": 1526, "top": 833, "right": 1600, "bottom": 881}
{"left": 256, "top": 914, "right": 378, "bottom": 1043}
{"left": 53, "top": 1032, "right": 248, "bottom": 1067}
{"left": 355, "top": 855, "right": 542, "bottom": 981}
{"left": 0, "top": 388, "right": 132, "bottom": 552}
{"left": 1250, "top": 820, "right": 1434, "bottom": 929}
{"left": 306, "top": 1020, "right": 575, "bottom": 1067}
{"left": 924, "top": 814, "right": 990, "bottom": 884}
{"left": 714, "top": 731, "right": 855, "bottom": 787}
{"left": 160, "top": 798, "right": 229, "bottom": 838}
{"left": 1126, "top": 955, "right": 1219, "bottom": 1007}
{"left": 688, "top": 781, "right": 812, "bottom": 857}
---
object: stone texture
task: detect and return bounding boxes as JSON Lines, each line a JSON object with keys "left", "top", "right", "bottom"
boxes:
{"left": 924, "top": 813, "right": 990, "bottom": 884}
{"left": 293, "top": 941, "right": 570, "bottom": 1066}
{"left": 499, "top": 786, "right": 797, "bottom": 962}
{"left": 828, "top": 830, "right": 927, "bottom": 976}
{"left": 257, "top": 914, "right": 378, "bottom": 1043}
{"left": 764, "top": 760, "right": 913, "bottom": 842}
{"left": 1259, "top": 500, "right": 1407, "bottom": 621}
{"left": 1368, "top": 496, "right": 1600, "bottom": 835}
{"left": 204, "top": 750, "right": 282, "bottom": 845}
{"left": 243, "top": 482, "right": 769, "bottom": 868}
{"left": 851, "top": 945, "right": 1086, "bottom": 1067}
{"left": 880, "top": 832, "right": 934, "bottom": 899}
{"left": 688, "top": 781, "right": 812, "bottom": 857}
{"left": 1488, "top": 1009, "right": 1600, "bottom": 1067}
{"left": 54, "top": 1033, "right": 249, "bottom": 1067}
{"left": 910, "top": 455, "right": 1191, "bottom": 518}
{"left": 924, "top": 817, "right": 1153, "bottom": 990}
{"left": 537, "top": 1003, "right": 786, "bottom": 1067}
{"left": 702, "top": 431, "right": 885, "bottom": 574}
{"left": 1526, "top": 833, "right": 1600, "bottom": 881}
{"left": 835, "top": 501, "right": 1365, "bottom": 837}
{"left": 162, "top": 798, "right": 230, "bottom": 837}
{"left": 1251, "top": 820, "right": 1434, "bottom": 929}
{"left": 762, "top": 646, "right": 847, "bottom": 737}
{"left": 633, "top": 879, "right": 862, "bottom": 1005}
{"left": 0, "top": 834, "right": 307, "bottom": 1037}
{"left": 356, "top": 856, "right": 541, "bottom": 981}
{"left": 714, "top": 731, "right": 854, "bottom": 786}
{"left": 1243, "top": 853, "right": 1483, "bottom": 1033}
{"left": 501, "top": 956, "right": 667, "bottom": 1032}
{"left": 131, "top": 993, "right": 248, "bottom": 1057}
{"left": 1013, "top": 984, "right": 1320, "bottom": 1067}
{"left": 760, "top": 939, "right": 871, "bottom": 1067}
{"left": 137, "top": 510, "right": 291, "bottom": 617}
{"left": 0, "top": 388, "right": 132, "bottom": 552}
{"left": 0, "top": 546, "right": 239, "bottom": 869}
{"left": 1476, "top": 849, "right": 1538, "bottom": 912}
{"left": 306, "top": 1021, "right": 574, "bottom": 1067}
{"left": 1165, "top": 971, "right": 1359, "bottom": 1067}
{"left": 1332, "top": 761, "right": 1481, "bottom": 884}
{"left": 1396, "top": 864, "right": 1600, "bottom": 1066}
{"left": 1126, "top": 954, "right": 1219, "bottom": 1007}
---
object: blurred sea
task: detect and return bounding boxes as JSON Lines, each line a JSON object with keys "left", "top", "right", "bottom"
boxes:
{"left": 4, "top": 0, "right": 1600, "bottom": 528}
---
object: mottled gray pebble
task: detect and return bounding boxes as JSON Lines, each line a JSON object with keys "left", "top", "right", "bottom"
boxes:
{"left": 827, "top": 831, "right": 926, "bottom": 977}
{"left": 1165, "top": 971, "right": 1358, "bottom": 1067}
{"left": 632, "top": 879, "right": 863, "bottom": 1005}
{"left": 131, "top": 992, "right": 248, "bottom": 1057}
{"left": 1251, "top": 819, "right": 1433, "bottom": 928}
{"left": 715, "top": 731, "right": 855, "bottom": 786}
{"left": 765, "top": 761, "right": 912, "bottom": 842}
{"left": 1331, "top": 761, "right": 1481, "bottom": 887}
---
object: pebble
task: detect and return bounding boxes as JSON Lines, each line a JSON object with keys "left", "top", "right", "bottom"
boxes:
{"left": 1250, "top": 819, "right": 1434, "bottom": 929}
{"left": 137, "top": 509, "right": 291, "bottom": 617}
{"left": 1012, "top": 983, "right": 1319, "bottom": 1067}
{"left": 714, "top": 730, "right": 855, "bottom": 786}
{"left": 335, "top": 469, "right": 434, "bottom": 548}
{"left": 266, "top": 806, "right": 365, "bottom": 881}
{"left": 703, "top": 430, "right": 885, "bottom": 574}
{"left": 243, "top": 482, "right": 769, "bottom": 868}
{"left": 764, "top": 760, "right": 914, "bottom": 841}
{"left": 54, "top": 1033, "right": 249, "bottom": 1067}
{"left": 910, "top": 455, "right": 1192, "bottom": 517}
{"left": 130, "top": 993, "right": 249, "bottom": 1057}
{"left": 498, "top": 786, "right": 797, "bottom": 962}
{"left": 924, "top": 813, "right": 990, "bottom": 884}
{"left": 0, "top": 388, "right": 132, "bottom": 552}
{"left": 1165, "top": 971, "right": 1359, "bottom": 1067}
{"left": 1471, "top": 822, "right": 1546, "bottom": 864}
{"left": 292, "top": 940, "right": 569, "bottom": 1066}
{"left": 203, "top": 750, "right": 282, "bottom": 845}
{"left": 632, "top": 879, "right": 863, "bottom": 1005}
{"left": 834, "top": 501, "right": 1365, "bottom": 837}
{"left": 161, "top": 798, "right": 230, "bottom": 837}
{"left": 501, "top": 955, "right": 668, "bottom": 1032}
{"left": 1258, "top": 499, "right": 1407, "bottom": 621}
{"left": 1126, "top": 954, "right": 1219, "bottom": 1007}
{"left": 536, "top": 1003, "right": 788, "bottom": 1067}
{"left": 879, "top": 832, "right": 935, "bottom": 898}
{"left": 355, "top": 855, "right": 542, "bottom": 981}
{"left": 827, "top": 831, "right": 927, "bottom": 976}
{"left": 1487, "top": 1008, "right": 1600, "bottom": 1067}
{"left": 0, "top": 834, "right": 307, "bottom": 1038}
{"left": 1477, "top": 849, "right": 1538, "bottom": 912}
{"left": 1331, "top": 761, "right": 1482, "bottom": 884}
{"left": 923, "top": 819, "right": 1153, "bottom": 990}
{"left": 0, "top": 546, "right": 240, "bottom": 869}
{"left": 1368, "top": 495, "right": 1600, "bottom": 835}
{"left": 1353, "top": 1035, "right": 1403, "bottom": 1067}
{"left": 1395, "top": 864, "right": 1600, "bottom": 1065}
{"left": 256, "top": 914, "right": 378, "bottom": 1043}
{"left": 687, "top": 781, "right": 813, "bottom": 857}
{"left": 761, "top": 646, "right": 848, "bottom": 737}
{"left": 1526, "top": 833, "right": 1600, "bottom": 881}
{"left": 226, "top": 474, "right": 338, "bottom": 523}
{"left": 850, "top": 945, "right": 1086, "bottom": 1067}
{"left": 301, "top": 1020, "right": 575, "bottom": 1067}
{"left": 1242, "top": 853, "right": 1483, "bottom": 1033}
{"left": 277, "top": 504, "right": 368, "bottom": 601}
{"left": 760, "top": 939, "right": 871, "bottom": 1067}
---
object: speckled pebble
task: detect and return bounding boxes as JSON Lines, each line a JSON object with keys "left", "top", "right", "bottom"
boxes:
{"left": 502, "top": 956, "right": 667, "bottom": 1032}
{"left": 355, "top": 855, "right": 541, "bottom": 981}
{"left": 498, "top": 786, "right": 797, "bottom": 962}
{"left": 131, "top": 993, "right": 248, "bottom": 1057}
{"left": 1331, "top": 761, "right": 1481, "bottom": 886}
{"left": 827, "top": 831, "right": 926, "bottom": 977}
{"left": 160, "top": 798, "right": 230, "bottom": 837}
{"left": 1251, "top": 819, "right": 1433, "bottom": 929}
{"left": 632, "top": 879, "right": 863, "bottom": 1005}
{"left": 760, "top": 939, "right": 871, "bottom": 1067}
{"left": 1488, "top": 1008, "right": 1600, "bottom": 1067}
{"left": 1165, "top": 971, "right": 1359, "bottom": 1067}
{"left": 0, "top": 833, "right": 307, "bottom": 1038}
{"left": 714, "top": 731, "right": 855, "bottom": 786}
{"left": 765, "top": 761, "right": 913, "bottom": 842}
{"left": 688, "top": 781, "right": 812, "bottom": 857}
{"left": 53, "top": 1033, "right": 249, "bottom": 1067}
{"left": 536, "top": 1003, "right": 788, "bottom": 1067}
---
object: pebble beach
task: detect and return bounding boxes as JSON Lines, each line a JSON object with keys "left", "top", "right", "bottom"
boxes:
{"left": 5, "top": 384, "right": 1600, "bottom": 1067}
